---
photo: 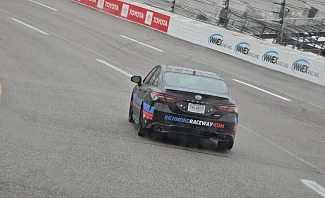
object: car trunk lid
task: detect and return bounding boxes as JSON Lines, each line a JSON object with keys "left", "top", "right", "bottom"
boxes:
{"left": 164, "top": 86, "right": 231, "bottom": 118}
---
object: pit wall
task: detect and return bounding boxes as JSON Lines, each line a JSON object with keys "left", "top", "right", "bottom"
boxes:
{"left": 74, "top": 0, "right": 325, "bottom": 86}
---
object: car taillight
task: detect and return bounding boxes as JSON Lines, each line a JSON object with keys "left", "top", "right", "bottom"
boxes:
{"left": 151, "top": 92, "right": 180, "bottom": 103}
{"left": 215, "top": 104, "right": 238, "bottom": 113}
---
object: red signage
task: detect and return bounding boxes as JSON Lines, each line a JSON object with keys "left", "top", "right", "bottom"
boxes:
{"left": 120, "top": 2, "right": 170, "bottom": 32}
{"left": 75, "top": 0, "right": 98, "bottom": 8}
{"left": 74, "top": 0, "right": 170, "bottom": 33}
{"left": 149, "top": 11, "right": 170, "bottom": 33}
{"left": 102, "top": 0, "right": 122, "bottom": 16}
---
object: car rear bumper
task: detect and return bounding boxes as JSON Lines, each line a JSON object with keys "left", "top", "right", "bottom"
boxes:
{"left": 151, "top": 123, "right": 234, "bottom": 141}
{"left": 142, "top": 109, "right": 237, "bottom": 140}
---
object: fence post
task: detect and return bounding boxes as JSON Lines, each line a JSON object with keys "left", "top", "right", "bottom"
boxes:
{"left": 259, "top": 25, "right": 265, "bottom": 38}
{"left": 318, "top": 43, "right": 324, "bottom": 56}
{"left": 279, "top": 0, "right": 286, "bottom": 43}
{"left": 224, "top": 0, "right": 230, "bottom": 28}
{"left": 171, "top": 0, "right": 176, "bottom": 13}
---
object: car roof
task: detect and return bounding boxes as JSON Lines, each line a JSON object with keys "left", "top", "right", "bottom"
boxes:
{"left": 163, "top": 65, "right": 223, "bottom": 80}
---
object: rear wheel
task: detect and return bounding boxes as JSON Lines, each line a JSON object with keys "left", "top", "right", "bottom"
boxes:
{"left": 137, "top": 108, "right": 148, "bottom": 137}
{"left": 218, "top": 137, "right": 234, "bottom": 150}
{"left": 128, "top": 104, "right": 134, "bottom": 123}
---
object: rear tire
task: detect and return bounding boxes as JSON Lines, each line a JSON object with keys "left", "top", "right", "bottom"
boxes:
{"left": 128, "top": 104, "right": 134, "bottom": 123}
{"left": 137, "top": 108, "right": 148, "bottom": 137}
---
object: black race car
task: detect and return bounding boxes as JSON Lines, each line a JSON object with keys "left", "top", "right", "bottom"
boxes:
{"left": 128, "top": 65, "right": 238, "bottom": 150}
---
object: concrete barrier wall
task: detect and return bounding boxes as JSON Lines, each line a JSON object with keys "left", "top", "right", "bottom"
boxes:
{"left": 74, "top": 0, "right": 325, "bottom": 86}
{"left": 168, "top": 16, "right": 325, "bottom": 86}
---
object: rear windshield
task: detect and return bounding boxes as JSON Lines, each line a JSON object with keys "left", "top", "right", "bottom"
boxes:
{"left": 164, "top": 72, "right": 228, "bottom": 94}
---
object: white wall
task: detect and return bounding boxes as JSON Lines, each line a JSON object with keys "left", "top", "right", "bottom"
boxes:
{"left": 168, "top": 16, "right": 325, "bottom": 86}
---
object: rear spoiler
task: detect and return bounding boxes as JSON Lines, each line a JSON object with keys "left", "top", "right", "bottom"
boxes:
{"left": 165, "top": 86, "right": 230, "bottom": 99}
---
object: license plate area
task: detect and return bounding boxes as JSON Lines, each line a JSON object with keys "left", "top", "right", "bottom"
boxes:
{"left": 188, "top": 103, "right": 205, "bottom": 114}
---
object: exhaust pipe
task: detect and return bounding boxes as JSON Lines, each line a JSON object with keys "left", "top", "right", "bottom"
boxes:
{"left": 210, "top": 134, "right": 228, "bottom": 142}
{"left": 154, "top": 125, "right": 165, "bottom": 132}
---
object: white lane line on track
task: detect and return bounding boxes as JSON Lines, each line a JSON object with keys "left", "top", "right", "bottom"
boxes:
{"left": 301, "top": 179, "right": 325, "bottom": 197}
{"left": 11, "top": 18, "right": 49, "bottom": 35}
{"left": 29, "top": 0, "right": 58, "bottom": 11}
{"left": 240, "top": 124, "right": 325, "bottom": 175}
{"left": 120, "top": 35, "right": 164, "bottom": 52}
{"left": 233, "top": 79, "right": 292, "bottom": 101}
{"left": 0, "top": 83, "right": 2, "bottom": 101}
{"left": 96, "top": 59, "right": 133, "bottom": 77}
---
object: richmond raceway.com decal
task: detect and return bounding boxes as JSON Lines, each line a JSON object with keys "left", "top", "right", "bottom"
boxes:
{"left": 164, "top": 115, "right": 225, "bottom": 129}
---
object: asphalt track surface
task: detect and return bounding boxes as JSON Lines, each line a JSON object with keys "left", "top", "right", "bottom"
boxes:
{"left": 0, "top": 0, "right": 325, "bottom": 197}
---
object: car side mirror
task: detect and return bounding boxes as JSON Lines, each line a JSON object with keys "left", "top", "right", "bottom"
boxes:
{"left": 131, "top": 76, "right": 142, "bottom": 86}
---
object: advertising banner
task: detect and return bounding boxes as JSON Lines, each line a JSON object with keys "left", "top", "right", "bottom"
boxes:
{"left": 168, "top": 17, "right": 325, "bottom": 86}
{"left": 74, "top": 0, "right": 98, "bottom": 8}
{"left": 74, "top": 0, "right": 170, "bottom": 33}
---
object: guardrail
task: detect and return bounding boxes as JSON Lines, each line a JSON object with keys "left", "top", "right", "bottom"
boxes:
{"left": 74, "top": 0, "right": 325, "bottom": 86}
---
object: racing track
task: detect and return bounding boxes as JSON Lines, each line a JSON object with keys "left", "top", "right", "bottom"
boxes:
{"left": 0, "top": 0, "right": 325, "bottom": 197}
